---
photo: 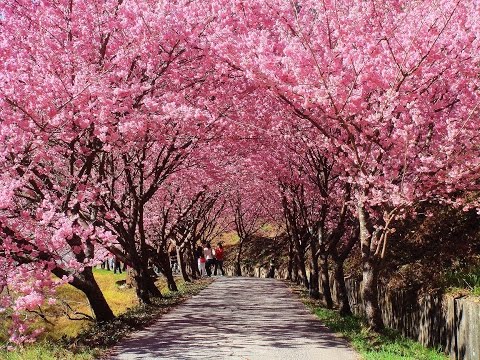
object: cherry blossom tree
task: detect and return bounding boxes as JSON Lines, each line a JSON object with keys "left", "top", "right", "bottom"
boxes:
{"left": 0, "top": 0, "right": 217, "bottom": 338}
{"left": 1, "top": 0, "right": 479, "bottom": 342}
{"left": 207, "top": 0, "right": 480, "bottom": 330}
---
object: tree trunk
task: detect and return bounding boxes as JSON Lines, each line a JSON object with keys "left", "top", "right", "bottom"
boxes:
{"left": 358, "top": 203, "right": 384, "bottom": 331}
{"left": 287, "top": 239, "right": 294, "bottom": 281}
{"left": 297, "top": 250, "right": 309, "bottom": 288}
{"left": 61, "top": 267, "right": 115, "bottom": 322}
{"left": 165, "top": 270, "right": 178, "bottom": 291}
{"left": 309, "top": 246, "right": 320, "bottom": 299}
{"left": 176, "top": 245, "right": 190, "bottom": 282}
{"left": 156, "top": 251, "right": 178, "bottom": 292}
{"left": 332, "top": 256, "right": 352, "bottom": 316}
{"left": 362, "top": 259, "right": 383, "bottom": 331}
{"left": 309, "top": 267, "right": 320, "bottom": 299}
{"left": 292, "top": 252, "right": 300, "bottom": 284}
{"left": 126, "top": 267, "right": 136, "bottom": 288}
{"left": 235, "top": 238, "right": 245, "bottom": 276}
{"left": 188, "top": 241, "right": 199, "bottom": 279}
{"left": 132, "top": 263, "right": 162, "bottom": 304}
{"left": 319, "top": 255, "right": 333, "bottom": 308}
{"left": 133, "top": 270, "right": 152, "bottom": 304}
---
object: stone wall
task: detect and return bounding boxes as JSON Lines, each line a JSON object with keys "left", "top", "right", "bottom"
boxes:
{"left": 337, "top": 277, "right": 480, "bottom": 360}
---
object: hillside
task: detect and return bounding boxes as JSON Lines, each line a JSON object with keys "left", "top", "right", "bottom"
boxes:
{"left": 221, "top": 206, "right": 480, "bottom": 296}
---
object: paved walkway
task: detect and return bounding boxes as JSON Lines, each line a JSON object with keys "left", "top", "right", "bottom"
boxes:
{"left": 109, "top": 277, "right": 358, "bottom": 360}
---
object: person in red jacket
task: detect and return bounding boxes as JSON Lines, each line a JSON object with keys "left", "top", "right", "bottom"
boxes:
{"left": 214, "top": 243, "right": 225, "bottom": 276}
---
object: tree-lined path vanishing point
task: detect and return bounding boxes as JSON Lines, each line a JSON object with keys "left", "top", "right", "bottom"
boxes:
{"left": 109, "top": 277, "right": 358, "bottom": 359}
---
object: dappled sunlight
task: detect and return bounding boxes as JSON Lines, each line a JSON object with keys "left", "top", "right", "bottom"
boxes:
{"left": 110, "top": 278, "right": 358, "bottom": 360}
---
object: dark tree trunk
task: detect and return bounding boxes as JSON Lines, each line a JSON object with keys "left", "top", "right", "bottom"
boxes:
{"left": 156, "top": 251, "right": 178, "bottom": 292}
{"left": 131, "top": 261, "right": 162, "bottom": 304}
{"left": 188, "top": 241, "right": 199, "bottom": 279}
{"left": 165, "top": 269, "right": 178, "bottom": 291}
{"left": 176, "top": 245, "right": 190, "bottom": 282}
{"left": 331, "top": 230, "right": 358, "bottom": 316}
{"left": 287, "top": 239, "right": 294, "bottom": 281}
{"left": 292, "top": 252, "right": 300, "bottom": 284}
{"left": 61, "top": 267, "right": 115, "bottom": 322}
{"left": 332, "top": 256, "right": 352, "bottom": 316}
{"left": 297, "top": 250, "right": 309, "bottom": 289}
{"left": 309, "top": 241, "right": 320, "bottom": 299}
{"left": 235, "top": 238, "right": 245, "bottom": 276}
{"left": 319, "top": 255, "right": 333, "bottom": 308}
{"left": 309, "top": 266, "right": 320, "bottom": 299}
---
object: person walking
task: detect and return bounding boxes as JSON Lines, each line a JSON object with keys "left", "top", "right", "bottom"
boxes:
{"left": 204, "top": 242, "right": 215, "bottom": 277}
{"left": 214, "top": 243, "right": 225, "bottom": 276}
{"left": 113, "top": 255, "right": 122, "bottom": 274}
{"left": 196, "top": 243, "right": 207, "bottom": 277}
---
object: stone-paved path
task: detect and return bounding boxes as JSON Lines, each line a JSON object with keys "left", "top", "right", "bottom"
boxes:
{"left": 109, "top": 277, "right": 358, "bottom": 360}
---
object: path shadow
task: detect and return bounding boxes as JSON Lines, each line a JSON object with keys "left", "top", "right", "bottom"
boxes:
{"left": 110, "top": 278, "right": 357, "bottom": 360}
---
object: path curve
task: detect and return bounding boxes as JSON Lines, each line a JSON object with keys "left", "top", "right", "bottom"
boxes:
{"left": 109, "top": 277, "right": 358, "bottom": 360}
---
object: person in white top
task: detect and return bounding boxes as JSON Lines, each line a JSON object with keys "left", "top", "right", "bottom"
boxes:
{"left": 204, "top": 242, "right": 215, "bottom": 277}
{"left": 196, "top": 244, "right": 206, "bottom": 277}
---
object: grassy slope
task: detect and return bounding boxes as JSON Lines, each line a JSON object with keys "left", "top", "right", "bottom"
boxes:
{"left": 220, "top": 226, "right": 290, "bottom": 273}
{"left": 0, "top": 268, "right": 138, "bottom": 343}
{"left": 44, "top": 269, "right": 138, "bottom": 340}
{"left": 0, "top": 270, "right": 212, "bottom": 359}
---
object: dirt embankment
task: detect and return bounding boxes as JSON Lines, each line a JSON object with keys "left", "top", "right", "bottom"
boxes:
{"left": 221, "top": 206, "right": 480, "bottom": 295}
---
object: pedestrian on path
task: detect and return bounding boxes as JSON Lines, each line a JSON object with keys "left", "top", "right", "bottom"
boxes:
{"left": 214, "top": 243, "right": 225, "bottom": 276}
{"left": 196, "top": 243, "right": 207, "bottom": 277}
{"left": 204, "top": 242, "right": 215, "bottom": 277}
{"left": 113, "top": 255, "right": 122, "bottom": 274}
{"left": 267, "top": 258, "right": 276, "bottom": 278}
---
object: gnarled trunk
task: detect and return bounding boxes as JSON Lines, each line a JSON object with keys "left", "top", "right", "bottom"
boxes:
{"left": 358, "top": 203, "right": 384, "bottom": 331}
{"left": 57, "top": 267, "right": 115, "bottom": 322}
{"left": 176, "top": 245, "right": 190, "bottom": 282}
{"left": 292, "top": 254, "right": 299, "bottom": 283}
{"left": 132, "top": 264, "right": 162, "bottom": 304}
{"left": 296, "top": 248, "right": 309, "bottom": 288}
{"left": 319, "top": 255, "right": 333, "bottom": 308}
{"left": 187, "top": 242, "right": 200, "bottom": 279}
{"left": 155, "top": 251, "right": 178, "bottom": 292}
{"left": 309, "top": 267, "right": 320, "bottom": 299}
{"left": 287, "top": 239, "right": 294, "bottom": 281}
{"left": 309, "top": 240, "right": 320, "bottom": 299}
{"left": 235, "top": 237, "right": 245, "bottom": 276}
{"left": 332, "top": 256, "right": 351, "bottom": 316}
{"left": 188, "top": 241, "right": 199, "bottom": 279}
{"left": 362, "top": 259, "right": 383, "bottom": 331}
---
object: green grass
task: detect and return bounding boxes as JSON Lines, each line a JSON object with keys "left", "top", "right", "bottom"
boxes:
{"left": 312, "top": 307, "right": 447, "bottom": 360}
{"left": 293, "top": 286, "right": 448, "bottom": 360}
{"left": 444, "top": 263, "right": 480, "bottom": 296}
{"left": 41, "top": 268, "right": 138, "bottom": 340}
{"left": 0, "top": 341, "right": 97, "bottom": 360}
{"left": 0, "top": 268, "right": 139, "bottom": 342}
{"left": 0, "top": 270, "right": 213, "bottom": 359}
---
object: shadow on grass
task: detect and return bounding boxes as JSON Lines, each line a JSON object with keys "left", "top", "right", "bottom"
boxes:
{"left": 65, "top": 279, "right": 213, "bottom": 352}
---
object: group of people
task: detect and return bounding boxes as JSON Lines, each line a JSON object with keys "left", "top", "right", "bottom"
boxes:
{"left": 196, "top": 241, "right": 225, "bottom": 277}
{"left": 100, "top": 255, "right": 125, "bottom": 274}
